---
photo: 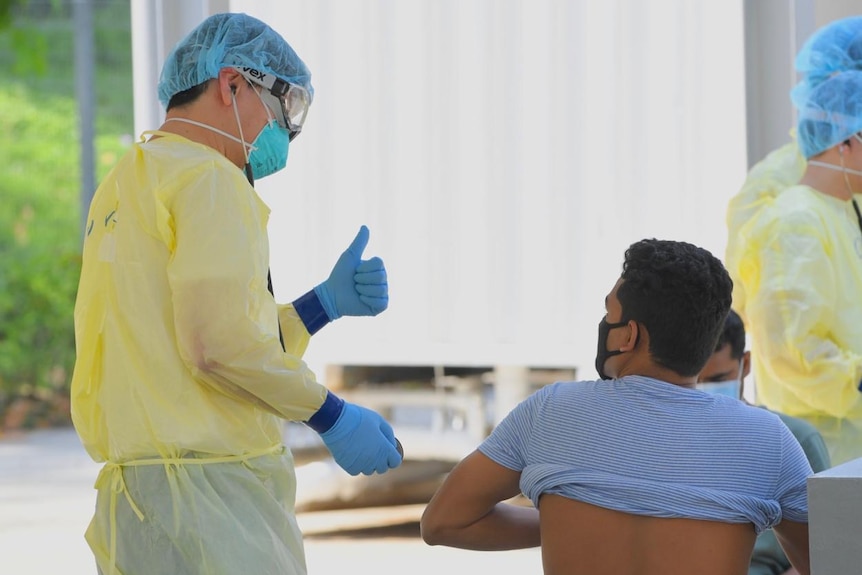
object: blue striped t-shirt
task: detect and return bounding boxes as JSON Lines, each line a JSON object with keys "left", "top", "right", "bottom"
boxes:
{"left": 478, "top": 376, "right": 811, "bottom": 533}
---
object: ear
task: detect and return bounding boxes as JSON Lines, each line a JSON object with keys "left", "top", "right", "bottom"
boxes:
{"left": 619, "top": 320, "right": 640, "bottom": 352}
{"left": 741, "top": 350, "right": 751, "bottom": 379}
{"left": 217, "top": 68, "right": 244, "bottom": 106}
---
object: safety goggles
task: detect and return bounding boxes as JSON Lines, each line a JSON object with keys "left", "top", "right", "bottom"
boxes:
{"left": 233, "top": 66, "right": 311, "bottom": 141}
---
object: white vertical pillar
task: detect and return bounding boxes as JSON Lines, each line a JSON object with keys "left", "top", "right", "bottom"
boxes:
{"left": 131, "top": 0, "right": 223, "bottom": 137}
{"left": 742, "top": 0, "right": 815, "bottom": 168}
{"left": 131, "top": 0, "right": 162, "bottom": 137}
{"left": 492, "top": 365, "right": 531, "bottom": 427}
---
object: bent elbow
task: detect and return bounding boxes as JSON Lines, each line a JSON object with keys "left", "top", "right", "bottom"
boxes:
{"left": 420, "top": 508, "right": 451, "bottom": 546}
{"left": 419, "top": 517, "right": 441, "bottom": 546}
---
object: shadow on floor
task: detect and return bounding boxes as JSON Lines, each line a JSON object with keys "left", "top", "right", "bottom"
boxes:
{"left": 304, "top": 520, "right": 421, "bottom": 540}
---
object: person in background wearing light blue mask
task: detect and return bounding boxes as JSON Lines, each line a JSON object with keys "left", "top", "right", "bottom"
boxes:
{"left": 71, "top": 12, "right": 401, "bottom": 575}
{"left": 698, "top": 309, "right": 830, "bottom": 575}
{"left": 696, "top": 308, "right": 750, "bottom": 401}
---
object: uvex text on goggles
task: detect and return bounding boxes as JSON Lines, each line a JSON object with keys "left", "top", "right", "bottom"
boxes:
{"left": 234, "top": 66, "right": 311, "bottom": 141}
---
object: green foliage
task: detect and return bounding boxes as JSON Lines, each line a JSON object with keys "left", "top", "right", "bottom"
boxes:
{"left": 6, "top": 25, "right": 48, "bottom": 74}
{"left": 0, "top": 0, "right": 18, "bottom": 29}
{"left": 0, "top": 85, "right": 79, "bottom": 403}
{"left": 0, "top": 0, "right": 54, "bottom": 73}
{"left": 0, "top": 0, "right": 132, "bottom": 424}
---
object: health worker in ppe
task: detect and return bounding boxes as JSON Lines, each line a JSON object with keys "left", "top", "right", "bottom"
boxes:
{"left": 70, "top": 12, "right": 402, "bottom": 575}
{"left": 726, "top": 15, "right": 862, "bottom": 273}
{"left": 726, "top": 62, "right": 862, "bottom": 466}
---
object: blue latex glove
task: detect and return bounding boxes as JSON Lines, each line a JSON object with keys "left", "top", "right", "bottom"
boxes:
{"left": 313, "top": 225, "right": 388, "bottom": 321}
{"left": 319, "top": 401, "right": 403, "bottom": 475}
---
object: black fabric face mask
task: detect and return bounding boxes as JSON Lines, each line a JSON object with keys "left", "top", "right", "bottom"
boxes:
{"left": 595, "top": 317, "right": 629, "bottom": 380}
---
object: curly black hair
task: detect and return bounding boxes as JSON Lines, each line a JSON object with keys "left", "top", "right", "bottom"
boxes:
{"left": 715, "top": 308, "right": 746, "bottom": 361}
{"left": 617, "top": 239, "right": 732, "bottom": 376}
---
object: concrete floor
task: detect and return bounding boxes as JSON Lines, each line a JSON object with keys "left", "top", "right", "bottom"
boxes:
{"left": 0, "top": 428, "right": 541, "bottom": 574}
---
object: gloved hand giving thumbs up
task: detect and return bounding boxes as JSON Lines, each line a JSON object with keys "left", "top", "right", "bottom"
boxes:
{"left": 313, "top": 225, "right": 388, "bottom": 320}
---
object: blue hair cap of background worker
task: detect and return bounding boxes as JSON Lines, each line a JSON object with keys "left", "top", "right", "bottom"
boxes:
{"left": 791, "top": 70, "right": 862, "bottom": 159}
{"left": 156, "top": 12, "right": 314, "bottom": 109}
{"left": 795, "top": 15, "right": 862, "bottom": 86}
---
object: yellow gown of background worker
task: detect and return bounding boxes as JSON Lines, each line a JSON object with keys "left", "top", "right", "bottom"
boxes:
{"left": 71, "top": 132, "right": 328, "bottom": 575}
{"left": 726, "top": 137, "right": 862, "bottom": 467}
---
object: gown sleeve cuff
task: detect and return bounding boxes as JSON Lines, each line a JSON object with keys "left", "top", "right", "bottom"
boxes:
{"left": 293, "top": 289, "right": 330, "bottom": 335}
{"left": 305, "top": 391, "right": 345, "bottom": 433}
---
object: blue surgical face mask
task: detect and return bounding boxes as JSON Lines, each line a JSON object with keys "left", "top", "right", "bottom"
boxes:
{"left": 164, "top": 85, "right": 292, "bottom": 184}
{"left": 224, "top": 86, "right": 291, "bottom": 183}
{"left": 248, "top": 120, "right": 290, "bottom": 179}
{"left": 695, "top": 379, "right": 741, "bottom": 399}
{"left": 696, "top": 360, "right": 743, "bottom": 399}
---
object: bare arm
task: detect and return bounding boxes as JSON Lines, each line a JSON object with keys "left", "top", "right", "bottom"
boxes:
{"left": 420, "top": 450, "right": 540, "bottom": 550}
{"left": 773, "top": 520, "right": 809, "bottom": 575}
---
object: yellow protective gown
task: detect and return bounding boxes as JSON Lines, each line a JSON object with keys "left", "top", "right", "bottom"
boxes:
{"left": 70, "top": 131, "right": 328, "bottom": 575}
{"left": 726, "top": 140, "right": 862, "bottom": 466}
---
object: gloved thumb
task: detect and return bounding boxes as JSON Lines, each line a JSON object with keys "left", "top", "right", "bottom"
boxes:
{"left": 346, "top": 225, "right": 370, "bottom": 258}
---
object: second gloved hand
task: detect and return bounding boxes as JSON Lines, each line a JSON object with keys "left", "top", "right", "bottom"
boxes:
{"left": 319, "top": 402, "right": 403, "bottom": 475}
{"left": 314, "top": 225, "right": 388, "bottom": 321}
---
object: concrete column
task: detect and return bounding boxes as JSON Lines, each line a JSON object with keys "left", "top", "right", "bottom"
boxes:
{"left": 742, "top": 0, "right": 815, "bottom": 169}
{"left": 492, "top": 365, "right": 531, "bottom": 427}
{"left": 131, "top": 0, "right": 224, "bottom": 137}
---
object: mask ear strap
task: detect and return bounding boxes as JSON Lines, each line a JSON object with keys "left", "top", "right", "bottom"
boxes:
{"left": 230, "top": 89, "right": 251, "bottom": 166}
{"left": 838, "top": 147, "right": 855, "bottom": 194}
{"left": 163, "top": 117, "right": 253, "bottom": 149}
{"left": 230, "top": 88, "right": 256, "bottom": 187}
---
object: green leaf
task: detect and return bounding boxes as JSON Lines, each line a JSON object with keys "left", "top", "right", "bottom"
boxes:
{"left": 9, "top": 25, "right": 48, "bottom": 75}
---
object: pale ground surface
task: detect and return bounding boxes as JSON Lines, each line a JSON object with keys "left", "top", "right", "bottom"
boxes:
{"left": 0, "top": 428, "right": 542, "bottom": 574}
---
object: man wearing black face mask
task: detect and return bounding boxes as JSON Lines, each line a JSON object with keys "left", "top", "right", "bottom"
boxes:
{"left": 595, "top": 315, "right": 637, "bottom": 380}
{"left": 421, "top": 239, "right": 814, "bottom": 575}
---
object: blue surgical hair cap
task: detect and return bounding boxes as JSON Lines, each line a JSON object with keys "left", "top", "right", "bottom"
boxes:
{"left": 795, "top": 16, "right": 862, "bottom": 86}
{"left": 792, "top": 70, "right": 862, "bottom": 158}
{"left": 157, "top": 12, "right": 313, "bottom": 108}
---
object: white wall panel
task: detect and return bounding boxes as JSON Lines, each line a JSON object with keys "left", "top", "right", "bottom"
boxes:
{"left": 170, "top": 0, "right": 748, "bottom": 377}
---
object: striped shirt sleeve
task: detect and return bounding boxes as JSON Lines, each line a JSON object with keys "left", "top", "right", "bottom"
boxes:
{"left": 774, "top": 421, "right": 813, "bottom": 523}
{"left": 478, "top": 386, "right": 549, "bottom": 471}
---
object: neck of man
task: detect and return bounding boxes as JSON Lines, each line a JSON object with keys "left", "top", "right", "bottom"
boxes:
{"left": 616, "top": 359, "right": 698, "bottom": 389}
{"left": 800, "top": 157, "right": 858, "bottom": 201}
{"left": 160, "top": 101, "right": 247, "bottom": 170}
